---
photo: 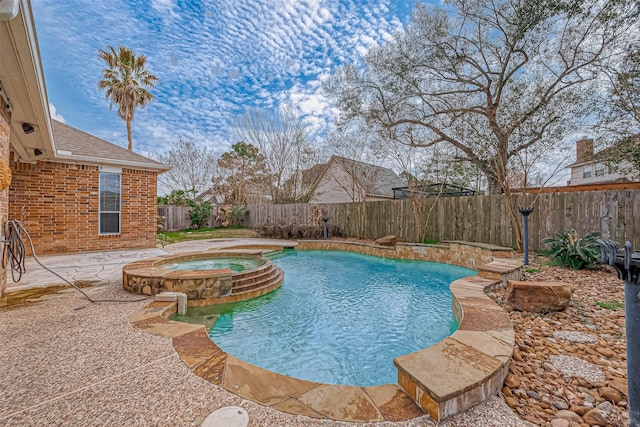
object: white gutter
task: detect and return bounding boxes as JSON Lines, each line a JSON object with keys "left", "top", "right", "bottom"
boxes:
{"left": 15, "top": 0, "right": 56, "bottom": 158}
{"left": 52, "top": 152, "right": 171, "bottom": 172}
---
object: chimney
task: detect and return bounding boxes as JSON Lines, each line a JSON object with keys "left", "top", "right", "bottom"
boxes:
{"left": 576, "top": 139, "right": 594, "bottom": 163}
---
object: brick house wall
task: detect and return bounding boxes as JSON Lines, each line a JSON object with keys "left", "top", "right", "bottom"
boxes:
{"left": 9, "top": 160, "right": 158, "bottom": 255}
{"left": 0, "top": 104, "right": 10, "bottom": 297}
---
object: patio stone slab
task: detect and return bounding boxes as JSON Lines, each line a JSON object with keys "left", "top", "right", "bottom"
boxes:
{"left": 271, "top": 398, "right": 324, "bottom": 419}
{"left": 450, "top": 330, "right": 513, "bottom": 364}
{"left": 172, "top": 328, "right": 221, "bottom": 358}
{"left": 222, "top": 355, "right": 319, "bottom": 407}
{"left": 297, "top": 384, "right": 384, "bottom": 422}
{"left": 395, "top": 338, "right": 502, "bottom": 401}
{"left": 192, "top": 345, "right": 228, "bottom": 386}
{"left": 364, "top": 384, "right": 425, "bottom": 421}
{"left": 458, "top": 306, "right": 513, "bottom": 332}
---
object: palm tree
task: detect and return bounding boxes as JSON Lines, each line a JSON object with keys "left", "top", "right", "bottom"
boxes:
{"left": 97, "top": 45, "right": 159, "bottom": 151}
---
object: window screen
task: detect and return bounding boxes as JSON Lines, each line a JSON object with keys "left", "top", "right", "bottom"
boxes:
{"left": 99, "top": 172, "right": 121, "bottom": 234}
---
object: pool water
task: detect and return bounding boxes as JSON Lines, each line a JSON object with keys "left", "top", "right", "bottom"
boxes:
{"left": 173, "top": 250, "right": 475, "bottom": 386}
{"left": 162, "top": 257, "right": 263, "bottom": 272}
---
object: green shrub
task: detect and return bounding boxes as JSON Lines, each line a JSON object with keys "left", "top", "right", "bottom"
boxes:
{"left": 187, "top": 200, "right": 212, "bottom": 229}
{"left": 229, "top": 205, "right": 249, "bottom": 226}
{"left": 542, "top": 229, "right": 601, "bottom": 269}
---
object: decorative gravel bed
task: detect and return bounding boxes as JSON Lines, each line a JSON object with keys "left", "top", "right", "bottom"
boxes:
{"left": 488, "top": 255, "right": 629, "bottom": 427}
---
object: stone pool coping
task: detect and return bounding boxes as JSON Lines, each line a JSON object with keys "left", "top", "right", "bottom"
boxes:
{"left": 129, "top": 240, "right": 520, "bottom": 423}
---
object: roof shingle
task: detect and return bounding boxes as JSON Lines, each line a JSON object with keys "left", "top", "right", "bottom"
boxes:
{"left": 51, "top": 120, "right": 170, "bottom": 171}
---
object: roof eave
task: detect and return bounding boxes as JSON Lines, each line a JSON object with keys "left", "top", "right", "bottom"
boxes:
{"left": 52, "top": 153, "right": 171, "bottom": 172}
{"left": 2, "top": 0, "right": 56, "bottom": 161}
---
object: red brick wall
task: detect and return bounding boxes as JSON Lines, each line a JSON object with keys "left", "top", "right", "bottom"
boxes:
{"left": 0, "top": 104, "right": 10, "bottom": 297}
{"left": 9, "top": 161, "right": 158, "bottom": 255}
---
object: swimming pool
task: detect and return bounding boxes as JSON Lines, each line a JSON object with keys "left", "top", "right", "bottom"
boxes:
{"left": 172, "top": 250, "right": 475, "bottom": 386}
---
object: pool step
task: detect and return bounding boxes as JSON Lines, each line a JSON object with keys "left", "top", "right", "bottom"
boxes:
{"left": 232, "top": 269, "right": 284, "bottom": 297}
{"left": 232, "top": 264, "right": 282, "bottom": 293}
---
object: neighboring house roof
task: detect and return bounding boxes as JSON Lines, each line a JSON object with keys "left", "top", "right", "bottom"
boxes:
{"left": 51, "top": 120, "right": 170, "bottom": 172}
{"left": 567, "top": 136, "right": 639, "bottom": 168}
{"left": 301, "top": 162, "right": 328, "bottom": 189}
{"left": 308, "top": 155, "right": 405, "bottom": 199}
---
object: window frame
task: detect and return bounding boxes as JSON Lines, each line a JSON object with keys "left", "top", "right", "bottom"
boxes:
{"left": 595, "top": 163, "right": 605, "bottom": 177}
{"left": 98, "top": 172, "right": 122, "bottom": 235}
{"left": 582, "top": 165, "right": 592, "bottom": 179}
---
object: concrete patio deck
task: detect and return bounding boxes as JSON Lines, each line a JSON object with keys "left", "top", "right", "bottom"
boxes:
{"left": 0, "top": 239, "right": 529, "bottom": 426}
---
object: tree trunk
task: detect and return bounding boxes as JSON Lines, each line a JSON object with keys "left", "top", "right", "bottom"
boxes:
{"left": 487, "top": 175, "right": 503, "bottom": 195}
{"left": 126, "top": 119, "right": 133, "bottom": 151}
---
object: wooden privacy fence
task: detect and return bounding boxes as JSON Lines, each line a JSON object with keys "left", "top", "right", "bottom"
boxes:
{"left": 157, "top": 205, "right": 221, "bottom": 231}
{"left": 244, "top": 189, "right": 640, "bottom": 251}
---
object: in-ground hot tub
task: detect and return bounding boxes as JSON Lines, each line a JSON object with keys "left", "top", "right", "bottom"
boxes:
{"left": 122, "top": 251, "right": 284, "bottom": 304}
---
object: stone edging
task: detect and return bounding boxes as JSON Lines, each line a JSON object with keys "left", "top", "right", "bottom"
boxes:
{"left": 129, "top": 240, "right": 519, "bottom": 422}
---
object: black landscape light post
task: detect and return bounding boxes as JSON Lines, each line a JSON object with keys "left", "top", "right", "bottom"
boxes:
{"left": 598, "top": 239, "right": 639, "bottom": 426}
{"left": 518, "top": 206, "right": 535, "bottom": 265}
{"left": 322, "top": 216, "right": 329, "bottom": 240}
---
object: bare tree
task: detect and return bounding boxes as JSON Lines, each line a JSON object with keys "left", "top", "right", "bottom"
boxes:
{"left": 325, "top": 0, "right": 638, "bottom": 248}
{"left": 599, "top": 46, "right": 640, "bottom": 177}
{"left": 231, "top": 107, "right": 318, "bottom": 203}
{"left": 155, "top": 138, "right": 217, "bottom": 198}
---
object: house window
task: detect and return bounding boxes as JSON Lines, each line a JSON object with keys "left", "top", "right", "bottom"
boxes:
{"left": 99, "top": 172, "right": 121, "bottom": 234}
{"left": 582, "top": 166, "right": 592, "bottom": 179}
{"left": 595, "top": 163, "right": 604, "bottom": 177}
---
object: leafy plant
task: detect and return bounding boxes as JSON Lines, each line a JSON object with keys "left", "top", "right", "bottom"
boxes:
{"left": 187, "top": 200, "right": 212, "bottom": 229}
{"left": 525, "top": 267, "right": 540, "bottom": 273}
{"left": 596, "top": 301, "right": 624, "bottom": 310}
{"left": 542, "top": 229, "right": 601, "bottom": 269}
{"left": 229, "top": 205, "right": 249, "bottom": 226}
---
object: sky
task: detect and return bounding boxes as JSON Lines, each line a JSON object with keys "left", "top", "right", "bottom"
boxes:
{"left": 31, "top": 0, "right": 419, "bottom": 158}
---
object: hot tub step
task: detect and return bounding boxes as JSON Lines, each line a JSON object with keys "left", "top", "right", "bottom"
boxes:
{"left": 232, "top": 270, "right": 284, "bottom": 297}
{"left": 232, "top": 269, "right": 283, "bottom": 293}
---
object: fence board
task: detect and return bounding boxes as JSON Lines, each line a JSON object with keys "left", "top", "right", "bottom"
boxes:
{"left": 156, "top": 190, "right": 639, "bottom": 249}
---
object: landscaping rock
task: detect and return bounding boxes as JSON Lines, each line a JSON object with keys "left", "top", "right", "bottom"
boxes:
{"left": 505, "top": 373, "right": 521, "bottom": 388}
{"left": 598, "top": 386, "right": 623, "bottom": 403}
{"left": 582, "top": 408, "right": 607, "bottom": 426}
{"left": 375, "top": 235, "right": 397, "bottom": 246}
{"left": 550, "top": 419, "right": 570, "bottom": 427}
{"left": 505, "top": 396, "right": 520, "bottom": 408}
{"left": 505, "top": 280, "right": 572, "bottom": 312}
{"left": 609, "top": 378, "right": 628, "bottom": 397}
{"left": 555, "top": 409, "right": 581, "bottom": 422}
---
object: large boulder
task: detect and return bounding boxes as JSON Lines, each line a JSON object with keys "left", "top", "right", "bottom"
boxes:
{"left": 505, "top": 280, "right": 572, "bottom": 313}
{"left": 375, "top": 235, "right": 397, "bottom": 246}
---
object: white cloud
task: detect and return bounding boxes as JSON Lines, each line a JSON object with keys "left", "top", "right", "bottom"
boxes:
{"left": 49, "top": 103, "right": 65, "bottom": 123}
{"left": 32, "top": 0, "right": 413, "bottom": 155}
